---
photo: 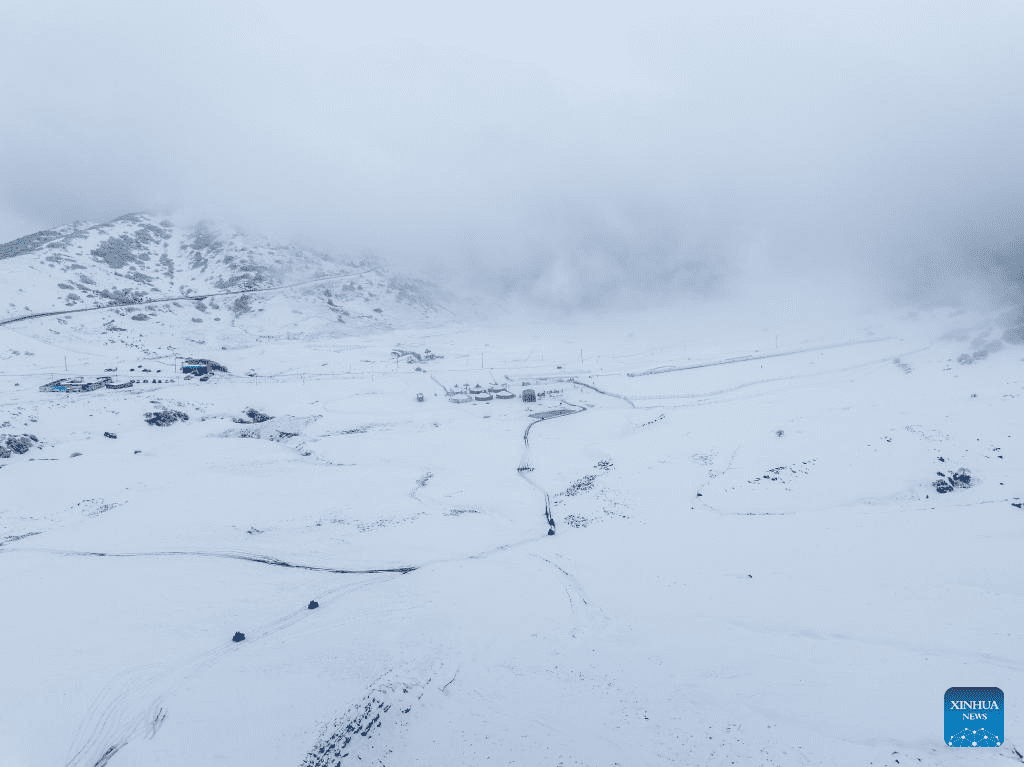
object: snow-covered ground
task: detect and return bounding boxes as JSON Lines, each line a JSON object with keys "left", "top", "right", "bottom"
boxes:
{"left": 1, "top": 234, "right": 1023, "bottom": 765}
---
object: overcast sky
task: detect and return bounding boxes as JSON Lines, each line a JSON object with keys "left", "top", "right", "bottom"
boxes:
{"left": 2, "top": 0, "right": 1023, "bottom": 308}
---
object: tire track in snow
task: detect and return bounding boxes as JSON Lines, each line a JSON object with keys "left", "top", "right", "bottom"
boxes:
{"left": 64, "top": 666, "right": 169, "bottom": 767}
{"left": 63, "top": 573, "right": 402, "bottom": 767}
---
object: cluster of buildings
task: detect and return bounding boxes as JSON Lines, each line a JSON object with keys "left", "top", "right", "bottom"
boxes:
{"left": 39, "top": 376, "right": 115, "bottom": 393}
{"left": 37, "top": 356, "right": 227, "bottom": 394}
{"left": 446, "top": 384, "right": 534, "bottom": 404}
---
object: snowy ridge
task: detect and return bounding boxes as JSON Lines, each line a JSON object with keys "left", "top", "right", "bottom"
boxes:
{"left": 0, "top": 213, "right": 449, "bottom": 338}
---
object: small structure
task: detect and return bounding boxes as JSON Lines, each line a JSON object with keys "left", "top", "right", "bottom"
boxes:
{"left": 182, "top": 358, "right": 228, "bottom": 375}
{"left": 392, "top": 348, "right": 443, "bottom": 364}
{"left": 522, "top": 388, "right": 537, "bottom": 403}
{"left": 416, "top": 392, "right": 425, "bottom": 402}
{"left": 80, "top": 377, "right": 112, "bottom": 392}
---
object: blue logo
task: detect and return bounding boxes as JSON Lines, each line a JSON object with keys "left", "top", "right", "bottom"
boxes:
{"left": 945, "top": 687, "right": 1003, "bottom": 747}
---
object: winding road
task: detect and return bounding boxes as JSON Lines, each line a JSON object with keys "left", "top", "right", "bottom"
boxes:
{"left": 0, "top": 270, "right": 376, "bottom": 328}
{"left": 517, "top": 402, "right": 588, "bottom": 535}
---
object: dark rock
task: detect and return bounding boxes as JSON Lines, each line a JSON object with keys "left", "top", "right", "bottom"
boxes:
{"left": 308, "top": 600, "right": 319, "bottom": 610}
{"left": 933, "top": 467, "right": 972, "bottom": 494}
{"left": 5, "top": 435, "right": 35, "bottom": 454}
{"left": 238, "top": 408, "right": 273, "bottom": 424}
{"left": 232, "top": 631, "right": 245, "bottom": 642}
{"left": 144, "top": 410, "right": 189, "bottom": 427}
{"left": 950, "top": 469, "right": 972, "bottom": 487}
{"left": 104, "top": 432, "right": 117, "bottom": 439}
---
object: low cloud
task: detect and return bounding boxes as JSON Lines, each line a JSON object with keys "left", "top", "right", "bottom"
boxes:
{"left": 2, "top": 1, "right": 1023, "bottom": 310}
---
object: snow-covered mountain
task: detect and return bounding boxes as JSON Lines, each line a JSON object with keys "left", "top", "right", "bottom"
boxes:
{"left": 0, "top": 213, "right": 449, "bottom": 340}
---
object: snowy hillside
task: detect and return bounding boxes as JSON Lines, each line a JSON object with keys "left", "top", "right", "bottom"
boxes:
{"left": 0, "top": 213, "right": 449, "bottom": 344}
{"left": 1, "top": 232, "right": 1023, "bottom": 765}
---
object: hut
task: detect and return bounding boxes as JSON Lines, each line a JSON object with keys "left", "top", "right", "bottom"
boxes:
{"left": 495, "top": 390, "right": 515, "bottom": 400}
{"left": 474, "top": 392, "right": 493, "bottom": 402}
{"left": 181, "top": 358, "right": 228, "bottom": 375}
{"left": 469, "top": 385, "right": 485, "bottom": 395}
{"left": 521, "top": 388, "right": 537, "bottom": 403}
{"left": 81, "top": 377, "right": 112, "bottom": 392}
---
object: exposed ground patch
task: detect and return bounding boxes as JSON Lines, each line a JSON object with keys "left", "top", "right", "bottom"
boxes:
{"left": 301, "top": 677, "right": 427, "bottom": 767}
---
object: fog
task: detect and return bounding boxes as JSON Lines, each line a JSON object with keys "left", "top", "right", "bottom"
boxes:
{"left": 2, "top": 0, "right": 1023, "bottom": 309}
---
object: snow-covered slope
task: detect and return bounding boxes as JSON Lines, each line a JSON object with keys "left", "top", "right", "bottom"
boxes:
{"left": 1, "top": 237, "right": 1022, "bottom": 766}
{"left": 0, "top": 213, "right": 449, "bottom": 342}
